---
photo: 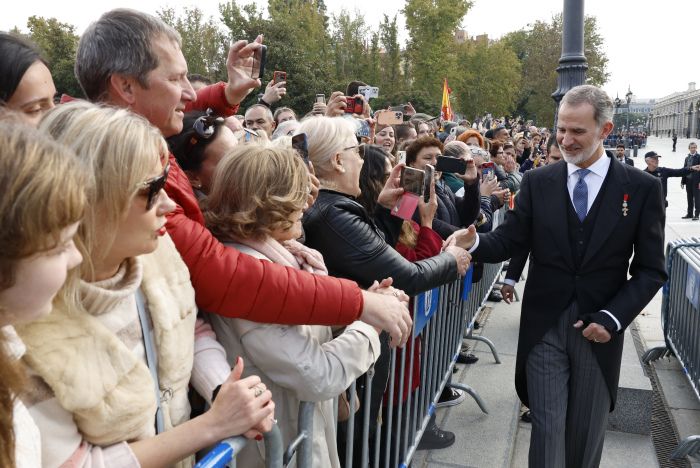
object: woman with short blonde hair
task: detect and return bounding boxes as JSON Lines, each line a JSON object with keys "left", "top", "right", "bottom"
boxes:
{"left": 0, "top": 120, "right": 87, "bottom": 467}
{"left": 204, "top": 144, "right": 381, "bottom": 468}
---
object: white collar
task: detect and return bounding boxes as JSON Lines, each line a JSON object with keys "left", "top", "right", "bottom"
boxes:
{"left": 566, "top": 148, "right": 610, "bottom": 179}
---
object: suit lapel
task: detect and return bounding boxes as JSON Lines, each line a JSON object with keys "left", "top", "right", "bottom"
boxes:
{"left": 581, "top": 157, "right": 630, "bottom": 268}
{"left": 541, "top": 162, "right": 574, "bottom": 270}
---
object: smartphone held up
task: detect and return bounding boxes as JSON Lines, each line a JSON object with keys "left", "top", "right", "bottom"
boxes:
{"left": 392, "top": 166, "right": 425, "bottom": 220}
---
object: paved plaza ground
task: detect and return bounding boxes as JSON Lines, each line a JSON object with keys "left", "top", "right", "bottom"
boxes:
{"left": 411, "top": 136, "right": 700, "bottom": 468}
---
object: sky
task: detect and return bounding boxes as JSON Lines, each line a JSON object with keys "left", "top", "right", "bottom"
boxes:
{"left": 4, "top": 0, "right": 699, "bottom": 102}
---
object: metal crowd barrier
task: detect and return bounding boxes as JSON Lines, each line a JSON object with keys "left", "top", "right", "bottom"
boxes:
{"left": 199, "top": 210, "right": 508, "bottom": 467}
{"left": 195, "top": 424, "right": 285, "bottom": 468}
{"left": 642, "top": 237, "right": 700, "bottom": 461}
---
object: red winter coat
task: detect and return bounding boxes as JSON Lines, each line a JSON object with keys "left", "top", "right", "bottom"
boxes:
{"left": 163, "top": 83, "right": 363, "bottom": 325}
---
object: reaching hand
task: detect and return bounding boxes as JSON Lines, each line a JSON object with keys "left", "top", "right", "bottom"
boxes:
{"left": 225, "top": 35, "right": 265, "bottom": 106}
{"left": 377, "top": 163, "right": 406, "bottom": 210}
{"left": 444, "top": 245, "right": 471, "bottom": 276}
{"left": 262, "top": 79, "right": 286, "bottom": 104}
{"left": 443, "top": 227, "right": 477, "bottom": 251}
{"left": 360, "top": 288, "right": 412, "bottom": 348}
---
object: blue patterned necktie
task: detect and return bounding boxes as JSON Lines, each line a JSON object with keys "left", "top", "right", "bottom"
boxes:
{"left": 573, "top": 169, "right": 591, "bottom": 222}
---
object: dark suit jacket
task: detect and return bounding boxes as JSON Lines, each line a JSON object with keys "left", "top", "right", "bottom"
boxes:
{"left": 472, "top": 154, "right": 667, "bottom": 410}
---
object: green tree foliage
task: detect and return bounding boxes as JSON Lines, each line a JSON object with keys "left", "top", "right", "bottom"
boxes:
{"left": 219, "top": 0, "right": 334, "bottom": 115}
{"left": 25, "top": 16, "right": 81, "bottom": 98}
{"left": 454, "top": 38, "right": 522, "bottom": 120}
{"left": 403, "top": 0, "right": 472, "bottom": 114}
{"left": 503, "top": 14, "right": 608, "bottom": 126}
{"left": 158, "top": 7, "right": 229, "bottom": 82}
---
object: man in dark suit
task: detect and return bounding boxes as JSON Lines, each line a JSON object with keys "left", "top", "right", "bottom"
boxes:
{"left": 456, "top": 85, "right": 667, "bottom": 467}
{"left": 614, "top": 143, "right": 634, "bottom": 167}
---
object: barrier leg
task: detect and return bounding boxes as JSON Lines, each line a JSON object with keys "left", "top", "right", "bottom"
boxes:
{"left": 463, "top": 333, "right": 502, "bottom": 364}
{"left": 641, "top": 345, "right": 672, "bottom": 364}
{"left": 264, "top": 425, "right": 284, "bottom": 468}
{"left": 670, "top": 435, "right": 700, "bottom": 460}
{"left": 449, "top": 382, "right": 489, "bottom": 414}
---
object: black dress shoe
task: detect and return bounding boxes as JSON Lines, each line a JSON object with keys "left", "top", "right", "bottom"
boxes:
{"left": 682, "top": 214, "right": 693, "bottom": 219}
{"left": 521, "top": 410, "right": 532, "bottom": 423}
{"left": 457, "top": 352, "right": 479, "bottom": 364}
{"left": 488, "top": 289, "right": 503, "bottom": 302}
{"left": 416, "top": 423, "right": 456, "bottom": 450}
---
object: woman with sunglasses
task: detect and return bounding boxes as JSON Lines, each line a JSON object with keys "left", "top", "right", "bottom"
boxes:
{"left": 167, "top": 110, "right": 238, "bottom": 199}
{"left": 17, "top": 102, "right": 275, "bottom": 467}
{"left": 0, "top": 118, "right": 86, "bottom": 468}
{"left": 299, "top": 116, "right": 470, "bottom": 466}
{"left": 0, "top": 32, "right": 56, "bottom": 127}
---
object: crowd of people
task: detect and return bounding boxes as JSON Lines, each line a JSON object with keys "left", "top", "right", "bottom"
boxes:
{"left": 0, "top": 8, "right": 679, "bottom": 468}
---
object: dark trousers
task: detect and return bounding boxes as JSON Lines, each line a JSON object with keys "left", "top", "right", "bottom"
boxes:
{"left": 686, "top": 182, "right": 700, "bottom": 216}
{"left": 526, "top": 303, "right": 611, "bottom": 468}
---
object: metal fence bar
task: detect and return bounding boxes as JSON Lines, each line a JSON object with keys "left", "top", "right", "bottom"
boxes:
{"left": 644, "top": 238, "right": 700, "bottom": 462}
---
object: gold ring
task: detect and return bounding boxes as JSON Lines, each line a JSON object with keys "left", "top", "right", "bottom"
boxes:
{"left": 593, "top": 338, "right": 599, "bottom": 343}
{"left": 392, "top": 291, "right": 400, "bottom": 297}
{"left": 254, "top": 386, "right": 264, "bottom": 397}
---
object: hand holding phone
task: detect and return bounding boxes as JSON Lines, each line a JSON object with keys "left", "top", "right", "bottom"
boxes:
{"left": 481, "top": 161, "right": 495, "bottom": 181}
{"left": 344, "top": 96, "right": 364, "bottom": 114}
{"left": 273, "top": 71, "right": 286, "bottom": 84}
{"left": 392, "top": 166, "right": 424, "bottom": 220}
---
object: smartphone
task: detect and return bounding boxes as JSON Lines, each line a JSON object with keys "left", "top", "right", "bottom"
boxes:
{"left": 356, "top": 120, "right": 370, "bottom": 138}
{"left": 273, "top": 70, "right": 286, "bottom": 84}
{"left": 423, "top": 164, "right": 434, "bottom": 203}
{"left": 481, "top": 161, "right": 495, "bottom": 181}
{"left": 358, "top": 85, "right": 379, "bottom": 100}
{"left": 344, "top": 96, "right": 364, "bottom": 114}
{"left": 315, "top": 94, "right": 326, "bottom": 104}
{"left": 375, "top": 110, "right": 403, "bottom": 126}
{"left": 435, "top": 156, "right": 467, "bottom": 174}
{"left": 397, "top": 150, "right": 407, "bottom": 165}
{"left": 389, "top": 104, "right": 411, "bottom": 113}
{"left": 250, "top": 45, "right": 267, "bottom": 80}
{"left": 399, "top": 166, "right": 425, "bottom": 196}
{"left": 291, "top": 133, "right": 309, "bottom": 164}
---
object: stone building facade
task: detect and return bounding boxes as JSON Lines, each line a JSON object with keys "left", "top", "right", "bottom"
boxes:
{"left": 651, "top": 82, "right": 700, "bottom": 138}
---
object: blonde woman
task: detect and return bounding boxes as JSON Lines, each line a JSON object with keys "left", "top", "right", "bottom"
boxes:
{"left": 16, "top": 102, "right": 275, "bottom": 467}
{"left": 204, "top": 145, "right": 381, "bottom": 468}
{"left": 0, "top": 119, "right": 86, "bottom": 467}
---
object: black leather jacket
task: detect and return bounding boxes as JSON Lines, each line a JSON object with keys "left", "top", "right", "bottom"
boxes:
{"left": 303, "top": 190, "right": 458, "bottom": 296}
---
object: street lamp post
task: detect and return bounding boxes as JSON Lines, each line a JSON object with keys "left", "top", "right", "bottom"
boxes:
{"left": 551, "top": 0, "right": 588, "bottom": 129}
{"left": 625, "top": 87, "right": 633, "bottom": 145}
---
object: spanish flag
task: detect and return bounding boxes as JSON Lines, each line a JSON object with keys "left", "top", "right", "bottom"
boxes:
{"left": 440, "top": 78, "right": 453, "bottom": 122}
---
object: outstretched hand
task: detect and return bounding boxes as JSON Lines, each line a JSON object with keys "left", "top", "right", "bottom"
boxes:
{"left": 444, "top": 225, "right": 477, "bottom": 251}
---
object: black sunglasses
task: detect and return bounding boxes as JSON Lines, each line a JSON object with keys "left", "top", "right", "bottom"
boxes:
{"left": 188, "top": 108, "right": 225, "bottom": 148}
{"left": 138, "top": 162, "right": 170, "bottom": 210}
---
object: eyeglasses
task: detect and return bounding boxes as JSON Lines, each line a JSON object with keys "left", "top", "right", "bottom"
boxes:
{"left": 137, "top": 162, "right": 170, "bottom": 210}
{"left": 188, "top": 108, "right": 224, "bottom": 148}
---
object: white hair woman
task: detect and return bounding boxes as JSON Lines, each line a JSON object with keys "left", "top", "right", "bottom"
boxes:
{"left": 16, "top": 102, "right": 275, "bottom": 467}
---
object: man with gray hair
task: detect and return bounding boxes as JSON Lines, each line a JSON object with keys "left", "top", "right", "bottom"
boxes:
{"left": 456, "top": 84, "right": 666, "bottom": 466}
{"left": 244, "top": 103, "right": 275, "bottom": 138}
{"left": 74, "top": 8, "right": 412, "bottom": 354}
